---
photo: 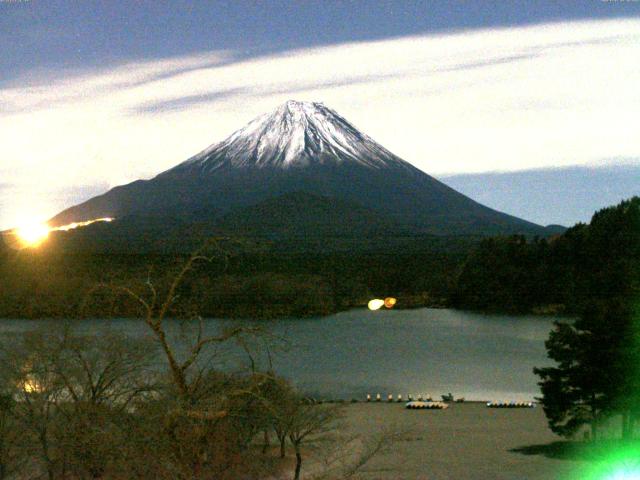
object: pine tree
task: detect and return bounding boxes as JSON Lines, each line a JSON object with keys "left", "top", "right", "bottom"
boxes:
{"left": 535, "top": 197, "right": 640, "bottom": 440}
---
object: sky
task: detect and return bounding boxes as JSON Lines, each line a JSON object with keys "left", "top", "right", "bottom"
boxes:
{"left": 1, "top": 0, "right": 639, "bottom": 229}
{"left": 443, "top": 163, "right": 640, "bottom": 227}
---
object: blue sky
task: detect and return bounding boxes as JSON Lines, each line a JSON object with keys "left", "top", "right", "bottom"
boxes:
{"left": 1, "top": 1, "right": 639, "bottom": 229}
{"left": 443, "top": 163, "right": 640, "bottom": 227}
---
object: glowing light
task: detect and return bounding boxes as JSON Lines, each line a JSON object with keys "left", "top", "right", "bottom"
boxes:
{"left": 21, "top": 376, "right": 41, "bottom": 393}
{"left": 4, "top": 216, "right": 115, "bottom": 250}
{"left": 573, "top": 443, "right": 640, "bottom": 480}
{"left": 604, "top": 470, "right": 640, "bottom": 480}
{"left": 384, "top": 297, "right": 397, "bottom": 308}
{"left": 368, "top": 299, "right": 385, "bottom": 311}
{"left": 18, "top": 361, "right": 42, "bottom": 393}
{"left": 15, "top": 220, "right": 50, "bottom": 247}
{"left": 601, "top": 462, "right": 640, "bottom": 480}
{"left": 54, "top": 217, "right": 113, "bottom": 231}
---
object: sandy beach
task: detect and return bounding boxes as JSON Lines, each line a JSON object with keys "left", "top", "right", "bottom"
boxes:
{"left": 329, "top": 402, "right": 583, "bottom": 480}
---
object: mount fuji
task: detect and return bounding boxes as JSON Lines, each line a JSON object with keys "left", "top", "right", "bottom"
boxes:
{"left": 51, "top": 100, "right": 550, "bottom": 244}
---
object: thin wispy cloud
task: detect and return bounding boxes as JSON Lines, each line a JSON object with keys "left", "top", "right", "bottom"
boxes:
{"left": 1, "top": 18, "right": 639, "bottom": 228}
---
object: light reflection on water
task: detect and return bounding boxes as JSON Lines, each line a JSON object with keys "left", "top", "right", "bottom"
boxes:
{"left": 0, "top": 308, "right": 562, "bottom": 401}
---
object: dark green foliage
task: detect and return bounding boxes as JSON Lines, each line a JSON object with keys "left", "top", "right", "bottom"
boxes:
{"left": 451, "top": 232, "right": 588, "bottom": 313}
{"left": 534, "top": 321, "right": 606, "bottom": 438}
{"left": 451, "top": 235, "right": 550, "bottom": 312}
{"left": 452, "top": 197, "right": 640, "bottom": 315}
{"left": 534, "top": 197, "right": 640, "bottom": 440}
{"left": 0, "top": 235, "right": 474, "bottom": 319}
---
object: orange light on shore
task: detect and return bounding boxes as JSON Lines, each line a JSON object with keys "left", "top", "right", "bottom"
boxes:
{"left": 384, "top": 297, "right": 397, "bottom": 308}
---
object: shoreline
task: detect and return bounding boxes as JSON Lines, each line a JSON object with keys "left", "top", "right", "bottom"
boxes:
{"left": 0, "top": 303, "right": 570, "bottom": 321}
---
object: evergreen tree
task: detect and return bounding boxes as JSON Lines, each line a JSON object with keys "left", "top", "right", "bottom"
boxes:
{"left": 535, "top": 197, "right": 640, "bottom": 440}
{"left": 534, "top": 321, "right": 608, "bottom": 439}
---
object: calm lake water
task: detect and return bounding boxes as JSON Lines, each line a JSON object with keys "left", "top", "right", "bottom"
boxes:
{"left": 0, "top": 308, "right": 562, "bottom": 402}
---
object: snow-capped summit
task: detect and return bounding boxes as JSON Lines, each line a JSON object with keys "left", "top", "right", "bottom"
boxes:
{"left": 174, "top": 100, "right": 413, "bottom": 172}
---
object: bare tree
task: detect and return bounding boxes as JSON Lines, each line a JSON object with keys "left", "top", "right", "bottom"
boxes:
{"left": 288, "top": 402, "right": 342, "bottom": 480}
{"left": 81, "top": 242, "right": 285, "bottom": 479}
{"left": 0, "top": 330, "right": 68, "bottom": 480}
{"left": 53, "top": 329, "right": 158, "bottom": 479}
{"left": 0, "top": 325, "right": 160, "bottom": 480}
{"left": 302, "top": 427, "right": 408, "bottom": 480}
{"left": 86, "top": 241, "right": 262, "bottom": 404}
{"left": 0, "top": 241, "right": 322, "bottom": 480}
{"left": 255, "top": 375, "right": 295, "bottom": 459}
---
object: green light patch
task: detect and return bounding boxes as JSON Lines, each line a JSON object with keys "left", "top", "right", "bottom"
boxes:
{"left": 573, "top": 444, "right": 640, "bottom": 480}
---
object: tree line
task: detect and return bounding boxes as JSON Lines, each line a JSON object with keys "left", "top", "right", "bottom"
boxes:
{"left": 1, "top": 198, "right": 637, "bottom": 322}
{"left": 450, "top": 201, "right": 637, "bottom": 315}
{"left": 0, "top": 235, "right": 471, "bottom": 320}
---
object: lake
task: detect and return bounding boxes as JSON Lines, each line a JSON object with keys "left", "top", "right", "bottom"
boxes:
{"left": 0, "top": 308, "right": 561, "bottom": 402}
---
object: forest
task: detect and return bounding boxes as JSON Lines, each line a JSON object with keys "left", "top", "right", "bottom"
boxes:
{"left": 0, "top": 197, "right": 637, "bottom": 320}
{"left": 452, "top": 196, "right": 640, "bottom": 315}
{"left": 0, "top": 235, "right": 471, "bottom": 319}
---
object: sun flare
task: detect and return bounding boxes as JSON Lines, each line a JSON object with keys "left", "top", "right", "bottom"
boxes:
{"left": 15, "top": 220, "right": 50, "bottom": 247}
{"left": 5, "top": 216, "right": 115, "bottom": 249}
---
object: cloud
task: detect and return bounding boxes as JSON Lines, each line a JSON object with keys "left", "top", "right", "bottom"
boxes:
{"left": 131, "top": 73, "right": 405, "bottom": 114}
{"left": 0, "top": 18, "right": 639, "bottom": 229}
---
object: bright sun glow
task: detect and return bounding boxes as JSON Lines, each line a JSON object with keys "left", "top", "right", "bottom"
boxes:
{"left": 15, "top": 220, "right": 50, "bottom": 247}
{"left": 7, "top": 216, "right": 114, "bottom": 249}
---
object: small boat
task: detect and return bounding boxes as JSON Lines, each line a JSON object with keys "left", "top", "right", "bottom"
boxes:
{"left": 441, "top": 393, "right": 454, "bottom": 402}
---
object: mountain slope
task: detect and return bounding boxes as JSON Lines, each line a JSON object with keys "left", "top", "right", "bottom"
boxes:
{"left": 217, "top": 191, "right": 401, "bottom": 237}
{"left": 51, "top": 100, "right": 547, "bottom": 237}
